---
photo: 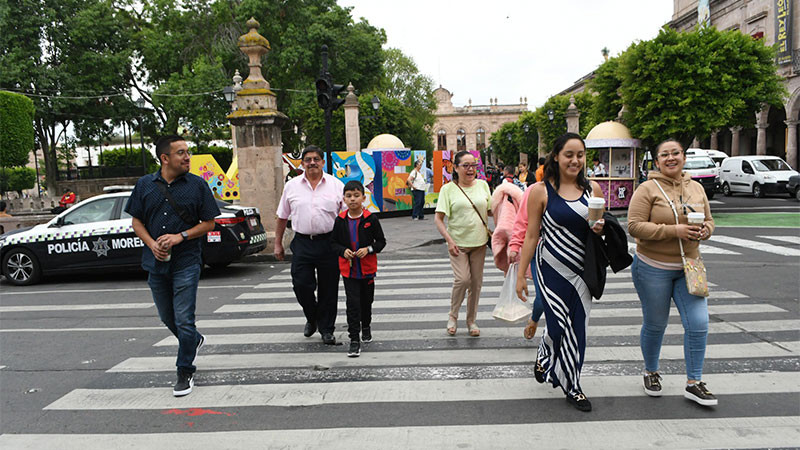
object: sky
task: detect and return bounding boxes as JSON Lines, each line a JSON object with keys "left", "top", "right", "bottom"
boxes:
{"left": 338, "top": 0, "right": 675, "bottom": 109}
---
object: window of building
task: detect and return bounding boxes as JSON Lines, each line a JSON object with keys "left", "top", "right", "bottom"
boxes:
{"left": 457, "top": 128, "right": 466, "bottom": 151}
{"left": 476, "top": 128, "right": 486, "bottom": 151}
{"left": 437, "top": 129, "right": 447, "bottom": 150}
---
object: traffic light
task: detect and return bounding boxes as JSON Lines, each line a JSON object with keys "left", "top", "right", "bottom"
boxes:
{"left": 315, "top": 74, "right": 346, "bottom": 112}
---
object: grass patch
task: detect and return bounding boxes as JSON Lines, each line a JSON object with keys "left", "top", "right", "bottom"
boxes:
{"left": 712, "top": 213, "right": 800, "bottom": 228}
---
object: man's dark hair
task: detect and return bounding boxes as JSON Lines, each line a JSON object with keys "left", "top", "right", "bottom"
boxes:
{"left": 503, "top": 165, "right": 515, "bottom": 176}
{"left": 155, "top": 135, "right": 185, "bottom": 162}
{"left": 593, "top": 157, "right": 600, "bottom": 163}
{"left": 0, "top": 201, "right": 6, "bottom": 212}
{"left": 538, "top": 157, "right": 546, "bottom": 165}
{"left": 301, "top": 145, "right": 325, "bottom": 161}
{"left": 343, "top": 180, "right": 365, "bottom": 194}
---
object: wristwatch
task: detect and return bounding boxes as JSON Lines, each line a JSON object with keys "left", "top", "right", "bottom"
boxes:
{"left": 181, "top": 231, "right": 189, "bottom": 241}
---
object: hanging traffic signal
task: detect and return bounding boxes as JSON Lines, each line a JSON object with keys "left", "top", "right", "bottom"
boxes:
{"left": 316, "top": 75, "right": 332, "bottom": 109}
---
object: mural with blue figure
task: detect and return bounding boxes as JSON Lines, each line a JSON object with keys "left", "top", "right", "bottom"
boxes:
{"left": 330, "top": 151, "right": 381, "bottom": 212}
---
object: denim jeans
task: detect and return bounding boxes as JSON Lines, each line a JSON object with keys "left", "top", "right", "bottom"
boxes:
{"left": 148, "top": 263, "right": 202, "bottom": 374}
{"left": 631, "top": 255, "right": 708, "bottom": 380}
{"left": 412, "top": 189, "right": 425, "bottom": 219}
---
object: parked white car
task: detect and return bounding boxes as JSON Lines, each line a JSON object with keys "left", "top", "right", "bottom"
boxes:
{"left": 720, "top": 155, "right": 799, "bottom": 198}
{"left": 683, "top": 156, "right": 720, "bottom": 199}
{"left": 685, "top": 148, "right": 729, "bottom": 167}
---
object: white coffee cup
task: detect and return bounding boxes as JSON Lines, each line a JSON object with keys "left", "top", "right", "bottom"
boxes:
{"left": 587, "top": 197, "right": 605, "bottom": 226}
{"left": 687, "top": 212, "right": 705, "bottom": 225}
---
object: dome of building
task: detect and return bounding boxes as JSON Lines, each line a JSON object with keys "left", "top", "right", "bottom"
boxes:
{"left": 586, "top": 121, "right": 633, "bottom": 140}
{"left": 366, "top": 134, "right": 405, "bottom": 149}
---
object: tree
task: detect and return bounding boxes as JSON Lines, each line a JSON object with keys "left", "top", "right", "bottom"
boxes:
{"left": 380, "top": 48, "right": 436, "bottom": 151}
{"left": 529, "top": 93, "right": 596, "bottom": 154}
{"left": 0, "top": 167, "right": 36, "bottom": 195}
{"left": 618, "top": 26, "right": 785, "bottom": 148}
{"left": 489, "top": 122, "right": 520, "bottom": 165}
{"left": 0, "top": 91, "right": 35, "bottom": 168}
{"left": 587, "top": 56, "right": 623, "bottom": 125}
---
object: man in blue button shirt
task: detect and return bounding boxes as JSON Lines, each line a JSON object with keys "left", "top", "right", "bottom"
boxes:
{"left": 125, "top": 135, "right": 220, "bottom": 397}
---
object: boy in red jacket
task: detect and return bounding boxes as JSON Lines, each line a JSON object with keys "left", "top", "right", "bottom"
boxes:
{"left": 331, "top": 180, "right": 386, "bottom": 357}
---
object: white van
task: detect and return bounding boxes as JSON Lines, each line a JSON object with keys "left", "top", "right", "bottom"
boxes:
{"left": 684, "top": 156, "right": 720, "bottom": 198}
{"left": 685, "top": 148, "right": 729, "bottom": 167}
{"left": 720, "top": 155, "right": 799, "bottom": 198}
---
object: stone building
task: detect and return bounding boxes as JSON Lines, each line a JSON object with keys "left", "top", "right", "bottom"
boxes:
{"left": 431, "top": 86, "right": 528, "bottom": 158}
{"left": 669, "top": 0, "right": 799, "bottom": 168}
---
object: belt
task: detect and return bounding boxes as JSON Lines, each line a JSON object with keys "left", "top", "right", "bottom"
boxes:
{"left": 295, "top": 231, "right": 332, "bottom": 241}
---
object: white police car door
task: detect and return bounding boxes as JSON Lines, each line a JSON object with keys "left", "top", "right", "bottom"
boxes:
{"left": 51, "top": 197, "right": 124, "bottom": 270}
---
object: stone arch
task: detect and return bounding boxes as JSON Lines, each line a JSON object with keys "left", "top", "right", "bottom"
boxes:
{"left": 786, "top": 86, "right": 800, "bottom": 121}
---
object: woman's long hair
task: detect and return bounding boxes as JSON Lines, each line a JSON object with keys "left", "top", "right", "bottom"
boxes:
{"left": 542, "top": 132, "right": 591, "bottom": 192}
{"left": 451, "top": 150, "right": 471, "bottom": 184}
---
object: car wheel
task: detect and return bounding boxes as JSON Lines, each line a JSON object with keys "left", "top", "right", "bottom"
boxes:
{"left": 796, "top": 189, "right": 800, "bottom": 202}
{"left": 705, "top": 190, "right": 715, "bottom": 200}
{"left": 722, "top": 183, "right": 732, "bottom": 196}
{"left": 207, "top": 262, "right": 232, "bottom": 270}
{"left": 753, "top": 183, "right": 764, "bottom": 198}
{"left": 2, "top": 248, "right": 42, "bottom": 286}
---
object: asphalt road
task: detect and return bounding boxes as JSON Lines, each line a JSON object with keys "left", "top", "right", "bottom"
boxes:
{"left": 0, "top": 218, "right": 798, "bottom": 448}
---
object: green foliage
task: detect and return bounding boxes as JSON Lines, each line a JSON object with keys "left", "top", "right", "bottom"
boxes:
{"left": 587, "top": 57, "right": 623, "bottom": 124}
{"left": 0, "top": 167, "right": 36, "bottom": 193}
{"left": 618, "top": 26, "right": 786, "bottom": 148}
{"left": 529, "top": 93, "right": 596, "bottom": 153}
{"left": 191, "top": 145, "right": 233, "bottom": 171}
{"left": 97, "top": 146, "right": 157, "bottom": 168}
{"left": 0, "top": 91, "right": 35, "bottom": 168}
{"left": 488, "top": 112, "right": 539, "bottom": 166}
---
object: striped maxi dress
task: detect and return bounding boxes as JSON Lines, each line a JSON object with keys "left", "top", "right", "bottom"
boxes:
{"left": 534, "top": 181, "right": 593, "bottom": 397}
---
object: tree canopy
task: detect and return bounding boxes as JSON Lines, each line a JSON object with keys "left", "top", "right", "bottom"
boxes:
{"left": 0, "top": 91, "right": 35, "bottom": 168}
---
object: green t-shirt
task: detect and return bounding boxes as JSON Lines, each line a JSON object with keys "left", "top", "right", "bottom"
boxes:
{"left": 435, "top": 179, "right": 491, "bottom": 247}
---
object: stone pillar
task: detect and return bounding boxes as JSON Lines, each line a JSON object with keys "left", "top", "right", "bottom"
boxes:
{"left": 710, "top": 130, "right": 718, "bottom": 150}
{"left": 519, "top": 152, "right": 528, "bottom": 166}
{"left": 343, "top": 83, "right": 360, "bottom": 152}
{"left": 565, "top": 95, "right": 580, "bottom": 134}
{"left": 730, "top": 126, "right": 742, "bottom": 156}
{"left": 786, "top": 120, "right": 799, "bottom": 169}
{"left": 227, "top": 18, "right": 289, "bottom": 250}
{"left": 756, "top": 123, "right": 768, "bottom": 155}
{"left": 537, "top": 131, "right": 546, "bottom": 159}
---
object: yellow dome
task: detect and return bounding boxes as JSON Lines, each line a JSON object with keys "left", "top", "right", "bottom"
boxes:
{"left": 366, "top": 134, "right": 405, "bottom": 149}
{"left": 586, "top": 121, "right": 632, "bottom": 140}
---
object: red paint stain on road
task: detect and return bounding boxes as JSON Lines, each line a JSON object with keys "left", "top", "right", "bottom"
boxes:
{"left": 162, "top": 408, "right": 236, "bottom": 417}
{"left": 186, "top": 422, "right": 194, "bottom": 427}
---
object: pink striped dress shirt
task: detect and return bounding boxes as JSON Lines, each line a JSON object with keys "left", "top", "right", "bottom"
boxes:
{"left": 276, "top": 173, "right": 345, "bottom": 235}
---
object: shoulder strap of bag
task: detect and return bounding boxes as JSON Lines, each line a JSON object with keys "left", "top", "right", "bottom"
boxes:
{"left": 652, "top": 179, "right": 686, "bottom": 259}
{"left": 154, "top": 179, "right": 198, "bottom": 226}
{"left": 453, "top": 181, "right": 491, "bottom": 234}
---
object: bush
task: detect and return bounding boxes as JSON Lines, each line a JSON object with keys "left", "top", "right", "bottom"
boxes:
{"left": 0, "top": 166, "right": 36, "bottom": 193}
{"left": 192, "top": 145, "right": 232, "bottom": 171}
{"left": 98, "top": 146, "right": 157, "bottom": 168}
{"left": 0, "top": 91, "right": 35, "bottom": 168}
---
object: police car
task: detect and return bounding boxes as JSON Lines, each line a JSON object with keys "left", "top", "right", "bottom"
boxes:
{"left": 0, "top": 189, "right": 267, "bottom": 286}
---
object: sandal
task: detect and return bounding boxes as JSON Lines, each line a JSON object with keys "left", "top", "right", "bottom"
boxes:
{"left": 523, "top": 319, "right": 538, "bottom": 340}
{"left": 468, "top": 323, "right": 480, "bottom": 337}
{"left": 446, "top": 319, "right": 457, "bottom": 336}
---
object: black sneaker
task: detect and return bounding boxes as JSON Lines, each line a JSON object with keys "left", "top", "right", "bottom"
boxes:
{"left": 362, "top": 328, "right": 372, "bottom": 343}
{"left": 685, "top": 381, "right": 718, "bottom": 406}
{"left": 347, "top": 341, "right": 361, "bottom": 357}
{"left": 173, "top": 371, "right": 194, "bottom": 397}
{"left": 192, "top": 334, "right": 205, "bottom": 365}
{"left": 322, "top": 333, "right": 336, "bottom": 345}
{"left": 643, "top": 372, "right": 662, "bottom": 397}
{"left": 534, "top": 362, "right": 546, "bottom": 384}
{"left": 566, "top": 392, "right": 592, "bottom": 412}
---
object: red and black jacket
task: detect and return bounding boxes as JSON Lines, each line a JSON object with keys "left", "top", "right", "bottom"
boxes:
{"left": 331, "top": 209, "right": 387, "bottom": 277}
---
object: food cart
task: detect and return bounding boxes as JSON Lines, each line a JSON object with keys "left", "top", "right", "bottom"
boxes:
{"left": 584, "top": 121, "right": 642, "bottom": 209}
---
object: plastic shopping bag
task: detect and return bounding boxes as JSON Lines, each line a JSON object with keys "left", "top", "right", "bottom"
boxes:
{"left": 492, "top": 263, "right": 533, "bottom": 323}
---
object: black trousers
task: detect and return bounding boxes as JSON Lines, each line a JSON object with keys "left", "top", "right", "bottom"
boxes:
{"left": 343, "top": 277, "right": 375, "bottom": 341}
{"left": 290, "top": 236, "right": 340, "bottom": 334}
{"left": 412, "top": 189, "right": 425, "bottom": 219}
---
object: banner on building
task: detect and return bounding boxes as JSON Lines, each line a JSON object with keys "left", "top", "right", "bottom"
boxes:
{"left": 776, "top": 0, "right": 793, "bottom": 65}
{"left": 697, "top": 0, "right": 710, "bottom": 27}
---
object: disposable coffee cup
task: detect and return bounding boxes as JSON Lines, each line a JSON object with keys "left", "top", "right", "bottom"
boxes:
{"left": 687, "top": 212, "right": 705, "bottom": 225}
{"left": 588, "top": 197, "right": 605, "bottom": 226}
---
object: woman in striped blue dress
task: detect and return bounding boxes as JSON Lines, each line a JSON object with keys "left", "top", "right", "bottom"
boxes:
{"left": 516, "top": 133, "right": 605, "bottom": 412}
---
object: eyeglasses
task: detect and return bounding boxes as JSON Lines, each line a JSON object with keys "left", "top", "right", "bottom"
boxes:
{"left": 303, "top": 157, "right": 323, "bottom": 163}
{"left": 657, "top": 150, "right": 682, "bottom": 159}
{"left": 459, "top": 164, "right": 478, "bottom": 169}
{"left": 173, "top": 150, "right": 192, "bottom": 156}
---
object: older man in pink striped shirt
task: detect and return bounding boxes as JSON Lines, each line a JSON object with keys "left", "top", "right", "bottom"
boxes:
{"left": 275, "top": 145, "right": 344, "bottom": 345}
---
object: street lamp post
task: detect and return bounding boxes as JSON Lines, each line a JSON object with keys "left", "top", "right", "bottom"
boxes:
{"left": 135, "top": 98, "right": 148, "bottom": 175}
{"left": 547, "top": 109, "right": 555, "bottom": 122}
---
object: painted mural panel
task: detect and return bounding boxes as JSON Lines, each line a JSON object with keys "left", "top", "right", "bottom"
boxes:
{"left": 190, "top": 154, "right": 239, "bottom": 200}
{"left": 330, "top": 151, "right": 381, "bottom": 212}
{"left": 379, "top": 150, "right": 413, "bottom": 211}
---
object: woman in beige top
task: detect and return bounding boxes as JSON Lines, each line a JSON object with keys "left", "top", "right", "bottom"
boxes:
{"left": 627, "top": 139, "right": 717, "bottom": 407}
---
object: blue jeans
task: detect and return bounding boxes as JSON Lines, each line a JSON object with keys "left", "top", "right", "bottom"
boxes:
{"left": 631, "top": 255, "right": 708, "bottom": 380}
{"left": 148, "top": 263, "right": 202, "bottom": 374}
{"left": 412, "top": 189, "right": 425, "bottom": 219}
